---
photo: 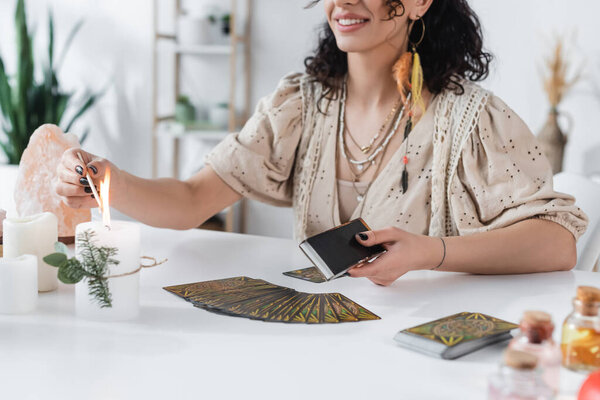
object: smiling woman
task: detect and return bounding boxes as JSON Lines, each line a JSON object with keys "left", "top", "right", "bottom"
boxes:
{"left": 305, "top": 0, "right": 492, "bottom": 104}
{"left": 56, "top": 0, "right": 588, "bottom": 286}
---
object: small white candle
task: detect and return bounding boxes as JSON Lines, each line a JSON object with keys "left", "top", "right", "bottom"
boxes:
{"left": 2, "top": 212, "right": 59, "bottom": 292}
{"left": 75, "top": 221, "right": 141, "bottom": 321}
{"left": 0, "top": 255, "right": 38, "bottom": 314}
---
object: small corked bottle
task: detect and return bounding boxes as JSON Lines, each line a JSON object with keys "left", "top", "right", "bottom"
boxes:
{"left": 488, "top": 349, "right": 553, "bottom": 400}
{"left": 561, "top": 286, "right": 600, "bottom": 372}
{"left": 509, "top": 311, "right": 561, "bottom": 394}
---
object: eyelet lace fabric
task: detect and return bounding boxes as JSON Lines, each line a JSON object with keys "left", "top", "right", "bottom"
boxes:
{"left": 430, "top": 81, "right": 490, "bottom": 237}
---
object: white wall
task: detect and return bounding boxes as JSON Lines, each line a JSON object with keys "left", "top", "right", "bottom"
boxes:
{"left": 472, "top": 0, "right": 600, "bottom": 176}
{"left": 1, "top": 0, "right": 599, "bottom": 237}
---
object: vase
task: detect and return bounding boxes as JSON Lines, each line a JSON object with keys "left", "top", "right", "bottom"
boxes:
{"left": 177, "top": 15, "right": 212, "bottom": 45}
{"left": 537, "top": 109, "right": 567, "bottom": 174}
{"left": 209, "top": 105, "right": 230, "bottom": 130}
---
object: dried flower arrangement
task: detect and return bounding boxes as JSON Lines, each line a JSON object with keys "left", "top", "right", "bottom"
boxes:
{"left": 541, "top": 37, "right": 581, "bottom": 111}
{"left": 537, "top": 35, "right": 582, "bottom": 174}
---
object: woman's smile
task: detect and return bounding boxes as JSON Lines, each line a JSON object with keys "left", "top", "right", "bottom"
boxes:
{"left": 334, "top": 12, "right": 370, "bottom": 33}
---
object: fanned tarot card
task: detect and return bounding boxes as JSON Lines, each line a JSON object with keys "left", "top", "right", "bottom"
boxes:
{"left": 282, "top": 267, "right": 327, "bottom": 283}
{"left": 163, "top": 277, "right": 381, "bottom": 324}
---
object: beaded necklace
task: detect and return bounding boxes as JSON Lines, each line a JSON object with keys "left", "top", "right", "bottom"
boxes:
{"left": 339, "top": 80, "right": 417, "bottom": 198}
{"left": 339, "top": 85, "right": 408, "bottom": 169}
{"left": 344, "top": 97, "right": 402, "bottom": 155}
{"left": 338, "top": 82, "right": 412, "bottom": 207}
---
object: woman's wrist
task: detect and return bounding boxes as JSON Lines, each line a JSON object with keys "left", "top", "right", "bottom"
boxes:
{"left": 415, "top": 235, "right": 447, "bottom": 271}
{"left": 111, "top": 165, "right": 128, "bottom": 209}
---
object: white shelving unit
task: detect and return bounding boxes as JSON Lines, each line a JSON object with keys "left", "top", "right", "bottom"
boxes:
{"left": 152, "top": 0, "right": 252, "bottom": 232}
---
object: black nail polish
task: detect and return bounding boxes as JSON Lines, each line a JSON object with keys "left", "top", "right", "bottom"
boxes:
{"left": 89, "top": 165, "right": 98, "bottom": 175}
{"left": 84, "top": 187, "right": 92, "bottom": 194}
{"left": 79, "top": 177, "right": 89, "bottom": 186}
{"left": 75, "top": 165, "right": 84, "bottom": 176}
{"left": 358, "top": 233, "right": 368, "bottom": 241}
{"left": 91, "top": 195, "right": 95, "bottom": 199}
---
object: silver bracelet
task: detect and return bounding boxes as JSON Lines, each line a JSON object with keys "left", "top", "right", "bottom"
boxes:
{"left": 431, "top": 238, "right": 446, "bottom": 270}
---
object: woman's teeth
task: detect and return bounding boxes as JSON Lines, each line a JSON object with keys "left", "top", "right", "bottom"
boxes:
{"left": 338, "top": 19, "right": 368, "bottom": 26}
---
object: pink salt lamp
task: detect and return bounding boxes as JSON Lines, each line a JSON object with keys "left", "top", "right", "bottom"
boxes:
{"left": 14, "top": 124, "right": 91, "bottom": 241}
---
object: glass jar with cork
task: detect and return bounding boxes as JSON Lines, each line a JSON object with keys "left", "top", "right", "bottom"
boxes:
{"left": 508, "top": 310, "right": 561, "bottom": 394}
{"left": 488, "top": 349, "right": 553, "bottom": 400}
{"left": 561, "top": 285, "right": 600, "bottom": 372}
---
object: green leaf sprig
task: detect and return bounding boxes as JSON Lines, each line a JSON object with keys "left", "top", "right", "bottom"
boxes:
{"left": 44, "top": 230, "right": 119, "bottom": 308}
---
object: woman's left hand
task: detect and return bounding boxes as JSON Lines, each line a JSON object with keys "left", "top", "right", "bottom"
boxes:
{"left": 347, "top": 227, "right": 445, "bottom": 286}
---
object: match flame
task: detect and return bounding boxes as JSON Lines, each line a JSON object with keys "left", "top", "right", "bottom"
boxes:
{"left": 100, "top": 168, "right": 112, "bottom": 229}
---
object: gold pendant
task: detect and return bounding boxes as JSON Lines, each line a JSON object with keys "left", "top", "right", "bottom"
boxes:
{"left": 360, "top": 146, "right": 371, "bottom": 154}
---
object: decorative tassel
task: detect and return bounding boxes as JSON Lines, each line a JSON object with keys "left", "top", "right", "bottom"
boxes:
{"left": 392, "top": 51, "right": 413, "bottom": 105}
{"left": 410, "top": 49, "right": 425, "bottom": 118}
{"left": 401, "top": 167, "right": 409, "bottom": 193}
{"left": 403, "top": 116, "right": 413, "bottom": 140}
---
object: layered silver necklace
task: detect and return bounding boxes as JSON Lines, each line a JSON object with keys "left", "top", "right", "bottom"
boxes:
{"left": 338, "top": 81, "right": 409, "bottom": 204}
{"left": 338, "top": 83, "right": 408, "bottom": 171}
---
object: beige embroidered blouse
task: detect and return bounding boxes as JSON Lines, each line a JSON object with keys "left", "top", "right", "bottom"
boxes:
{"left": 206, "top": 73, "right": 588, "bottom": 242}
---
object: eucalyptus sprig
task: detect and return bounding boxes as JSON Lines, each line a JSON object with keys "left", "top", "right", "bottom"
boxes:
{"left": 44, "top": 230, "right": 119, "bottom": 308}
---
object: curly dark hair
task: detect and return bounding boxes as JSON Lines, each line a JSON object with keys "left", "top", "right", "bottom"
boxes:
{"left": 304, "top": 0, "right": 492, "bottom": 104}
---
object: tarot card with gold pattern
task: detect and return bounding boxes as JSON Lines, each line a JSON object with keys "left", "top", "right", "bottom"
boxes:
{"left": 394, "top": 312, "right": 518, "bottom": 359}
{"left": 163, "top": 276, "right": 381, "bottom": 324}
{"left": 282, "top": 267, "right": 327, "bottom": 283}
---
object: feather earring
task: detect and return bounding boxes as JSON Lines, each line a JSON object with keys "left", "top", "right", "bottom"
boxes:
{"left": 396, "top": 16, "right": 426, "bottom": 194}
{"left": 410, "top": 48, "right": 425, "bottom": 119}
{"left": 392, "top": 51, "right": 413, "bottom": 106}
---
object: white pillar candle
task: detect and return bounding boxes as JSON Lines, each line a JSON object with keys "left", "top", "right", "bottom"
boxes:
{"left": 0, "top": 255, "right": 38, "bottom": 314}
{"left": 3, "top": 212, "right": 59, "bottom": 292}
{"left": 75, "top": 221, "right": 141, "bottom": 321}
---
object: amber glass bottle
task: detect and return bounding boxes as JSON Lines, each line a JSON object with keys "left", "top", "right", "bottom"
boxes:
{"left": 561, "top": 286, "right": 600, "bottom": 372}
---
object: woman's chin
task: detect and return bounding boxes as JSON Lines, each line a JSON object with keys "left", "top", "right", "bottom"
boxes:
{"left": 333, "top": 39, "right": 372, "bottom": 54}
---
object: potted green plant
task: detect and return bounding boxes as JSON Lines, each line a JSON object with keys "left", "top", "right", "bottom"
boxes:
{"left": 175, "top": 95, "right": 196, "bottom": 126}
{"left": 0, "top": 0, "right": 100, "bottom": 215}
{"left": 0, "top": 0, "right": 101, "bottom": 166}
{"left": 221, "top": 14, "right": 231, "bottom": 36}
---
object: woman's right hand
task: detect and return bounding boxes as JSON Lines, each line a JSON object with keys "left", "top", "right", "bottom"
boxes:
{"left": 55, "top": 148, "right": 120, "bottom": 209}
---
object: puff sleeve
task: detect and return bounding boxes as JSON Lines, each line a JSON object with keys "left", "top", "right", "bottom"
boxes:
{"left": 205, "top": 72, "right": 304, "bottom": 207}
{"left": 449, "top": 95, "right": 588, "bottom": 240}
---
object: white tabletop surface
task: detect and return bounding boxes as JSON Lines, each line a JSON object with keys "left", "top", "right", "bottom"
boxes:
{"left": 0, "top": 224, "right": 593, "bottom": 400}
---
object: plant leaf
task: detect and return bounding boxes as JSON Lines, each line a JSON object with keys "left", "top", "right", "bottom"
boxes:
{"left": 43, "top": 252, "right": 67, "bottom": 267}
{"left": 54, "top": 92, "right": 70, "bottom": 123}
{"left": 64, "top": 92, "right": 99, "bottom": 133}
{"left": 79, "top": 127, "right": 90, "bottom": 144}
{"left": 48, "top": 9, "right": 54, "bottom": 71}
{"left": 54, "top": 241, "right": 68, "bottom": 254}
{"left": 87, "top": 276, "right": 112, "bottom": 308}
{"left": 0, "top": 56, "right": 13, "bottom": 122}
{"left": 57, "top": 259, "right": 86, "bottom": 284}
{"left": 11, "top": 0, "right": 34, "bottom": 162}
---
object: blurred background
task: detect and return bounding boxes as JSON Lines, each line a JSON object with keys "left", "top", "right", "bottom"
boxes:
{"left": 0, "top": 0, "right": 599, "bottom": 238}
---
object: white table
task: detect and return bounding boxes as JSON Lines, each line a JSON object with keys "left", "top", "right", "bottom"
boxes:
{"left": 0, "top": 225, "right": 593, "bottom": 399}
